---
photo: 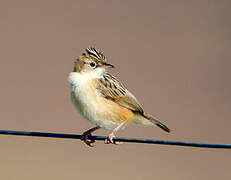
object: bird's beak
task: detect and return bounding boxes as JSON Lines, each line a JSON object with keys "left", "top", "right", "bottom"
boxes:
{"left": 103, "top": 62, "right": 114, "bottom": 68}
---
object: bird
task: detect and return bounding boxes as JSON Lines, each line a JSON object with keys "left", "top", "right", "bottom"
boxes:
{"left": 68, "top": 47, "right": 170, "bottom": 146}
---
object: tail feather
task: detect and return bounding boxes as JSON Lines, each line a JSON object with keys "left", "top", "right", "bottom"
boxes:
{"left": 143, "top": 112, "right": 170, "bottom": 133}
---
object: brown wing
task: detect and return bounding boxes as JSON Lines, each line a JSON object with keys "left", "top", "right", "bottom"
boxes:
{"left": 96, "top": 72, "right": 144, "bottom": 114}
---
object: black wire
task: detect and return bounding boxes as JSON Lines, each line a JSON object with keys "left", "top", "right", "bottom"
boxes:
{"left": 0, "top": 130, "right": 230, "bottom": 149}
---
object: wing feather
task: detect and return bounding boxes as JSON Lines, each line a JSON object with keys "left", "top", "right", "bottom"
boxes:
{"left": 96, "top": 72, "right": 144, "bottom": 114}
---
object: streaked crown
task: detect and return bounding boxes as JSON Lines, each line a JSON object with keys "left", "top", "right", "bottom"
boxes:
{"left": 83, "top": 47, "right": 106, "bottom": 63}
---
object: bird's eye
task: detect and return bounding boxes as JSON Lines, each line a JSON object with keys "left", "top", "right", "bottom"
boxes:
{"left": 90, "top": 62, "right": 96, "bottom": 68}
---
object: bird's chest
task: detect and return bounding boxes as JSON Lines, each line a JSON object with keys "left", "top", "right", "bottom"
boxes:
{"left": 69, "top": 73, "right": 100, "bottom": 120}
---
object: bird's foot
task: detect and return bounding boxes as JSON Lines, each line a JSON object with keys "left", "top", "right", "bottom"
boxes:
{"left": 81, "top": 131, "right": 96, "bottom": 147}
{"left": 104, "top": 133, "right": 123, "bottom": 145}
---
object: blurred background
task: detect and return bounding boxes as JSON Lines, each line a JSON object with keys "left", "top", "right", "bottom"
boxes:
{"left": 0, "top": 0, "right": 230, "bottom": 179}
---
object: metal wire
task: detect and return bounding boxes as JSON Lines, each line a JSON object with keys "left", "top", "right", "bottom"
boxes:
{"left": 0, "top": 129, "right": 230, "bottom": 149}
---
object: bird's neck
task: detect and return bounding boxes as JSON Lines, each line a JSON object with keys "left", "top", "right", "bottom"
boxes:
{"left": 69, "top": 68, "right": 106, "bottom": 86}
{"left": 89, "top": 68, "right": 106, "bottom": 78}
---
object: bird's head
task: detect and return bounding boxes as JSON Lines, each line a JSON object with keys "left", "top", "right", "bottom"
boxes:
{"left": 73, "top": 48, "right": 114, "bottom": 75}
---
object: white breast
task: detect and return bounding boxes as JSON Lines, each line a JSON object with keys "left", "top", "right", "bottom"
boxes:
{"left": 68, "top": 72, "right": 97, "bottom": 118}
{"left": 68, "top": 72, "right": 117, "bottom": 129}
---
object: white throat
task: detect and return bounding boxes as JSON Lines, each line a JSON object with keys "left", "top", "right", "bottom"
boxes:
{"left": 89, "top": 67, "right": 106, "bottom": 78}
{"left": 68, "top": 68, "right": 106, "bottom": 87}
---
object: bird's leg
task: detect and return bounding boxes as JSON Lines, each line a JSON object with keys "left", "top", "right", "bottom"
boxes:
{"left": 105, "top": 121, "right": 126, "bottom": 145}
{"left": 81, "top": 126, "right": 100, "bottom": 147}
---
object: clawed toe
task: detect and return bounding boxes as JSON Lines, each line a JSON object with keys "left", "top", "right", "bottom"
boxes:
{"left": 81, "top": 126, "right": 100, "bottom": 147}
{"left": 81, "top": 132, "right": 95, "bottom": 147}
{"left": 84, "top": 139, "right": 96, "bottom": 147}
{"left": 104, "top": 134, "right": 122, "bottom": 145}
{"left": 104, "top": 136, "right": 114, "bottom": 144}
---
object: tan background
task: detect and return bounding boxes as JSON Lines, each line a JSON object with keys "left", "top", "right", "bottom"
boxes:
{"left": 0, "top": 0, "right": 230, "bottom": 179}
